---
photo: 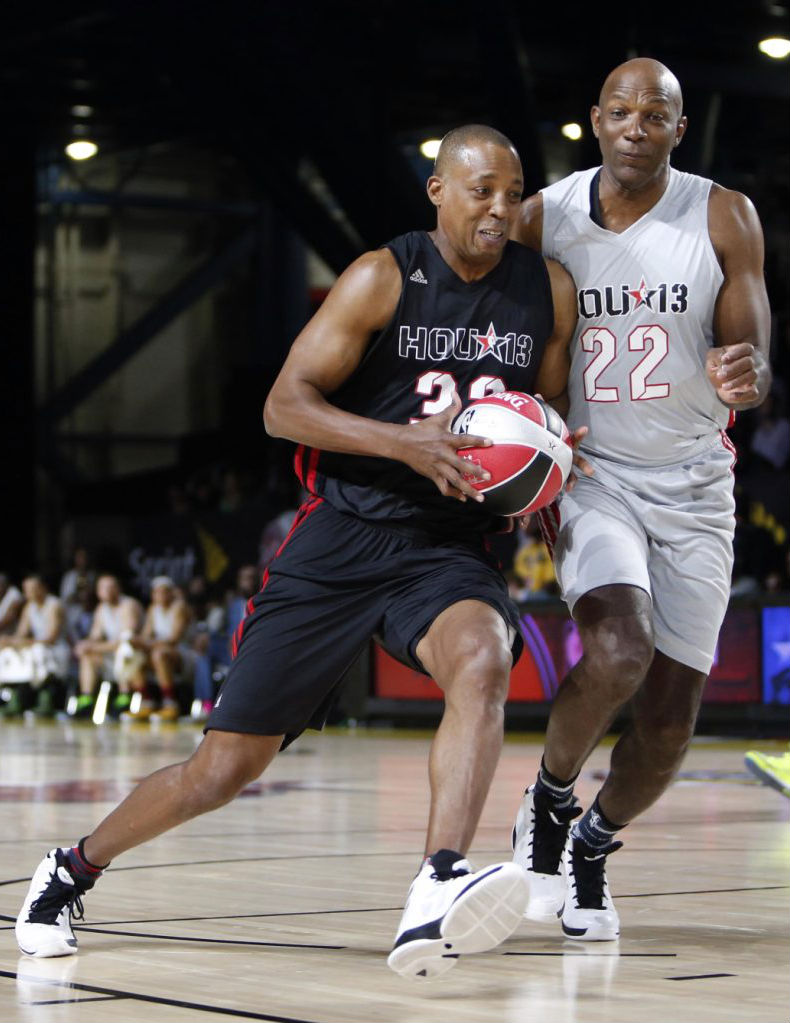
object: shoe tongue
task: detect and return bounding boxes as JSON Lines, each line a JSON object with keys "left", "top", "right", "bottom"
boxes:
{"left": 428, "top": 848, "right": 470, "bottom": 878}
{"left": 56, "top": 866, "right": 76, "bottom": 886}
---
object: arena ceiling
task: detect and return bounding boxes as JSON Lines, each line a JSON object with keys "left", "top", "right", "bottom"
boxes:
{"left": 3, "top": 0, "right": 789, "bottom": 267}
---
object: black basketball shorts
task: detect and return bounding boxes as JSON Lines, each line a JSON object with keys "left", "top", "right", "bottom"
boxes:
{"left": 206, "top": 497, "right": 523, "bottom": 745}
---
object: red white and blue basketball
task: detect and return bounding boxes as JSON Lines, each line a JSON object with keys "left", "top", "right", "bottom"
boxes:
{"left": 452, "top": 391, "right": 572, "bottom": 516}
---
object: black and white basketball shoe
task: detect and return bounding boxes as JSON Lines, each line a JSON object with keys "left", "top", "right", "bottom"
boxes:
{"left": 16, "top": 849, "right": 88, "bottom": 958}
{"left": 387, "top": 850, "right": 528, "bottom": 979}
{"left": 512, "top": 785, "right": 582, "bottom": 921}
{"left": 561, "top": 834, "right": 621, "bottom": 941}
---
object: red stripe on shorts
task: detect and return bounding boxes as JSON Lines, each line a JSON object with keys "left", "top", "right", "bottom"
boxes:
{"left": 294, "top": 445, "right": 321, "bottom": 492}
{"left": 232, "top": 496, "right": 324, "bottom": 659}
{"left": 305, "top": 447, "right": 320, "bottom": 492}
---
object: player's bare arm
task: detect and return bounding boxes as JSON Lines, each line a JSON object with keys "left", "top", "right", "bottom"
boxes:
{"left": 534, "top": 258, "right": 593, "bottom": 488}
{"left": 264, "top": 248, "right": 491, "bottom": 502}
{"left": 706, "top": 185, "right": 772, "bottom": 409}
{"left": 512, "top": 192, "right": 543, "bottom": 252}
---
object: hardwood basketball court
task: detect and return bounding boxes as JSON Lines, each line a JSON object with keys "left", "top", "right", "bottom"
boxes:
{"left": 1, "top": 721, "right": 787, "bottom": 1022}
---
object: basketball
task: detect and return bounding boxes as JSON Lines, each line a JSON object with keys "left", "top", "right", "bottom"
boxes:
{"left": 452, "top": 391, "right": 572, "bottom": 515}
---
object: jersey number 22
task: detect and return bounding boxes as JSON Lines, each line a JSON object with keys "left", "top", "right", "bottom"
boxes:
{"left": 581, "top": 325, "right": 669, "bottom": 402}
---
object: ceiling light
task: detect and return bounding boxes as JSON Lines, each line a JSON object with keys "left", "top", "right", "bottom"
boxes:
{"left": 561, "top": 122, "right": 583, "bottom": 141}
{"left": 758, "top": 36, "right": 790, "bottom": 58}
{"left": 65, "top": 140, "right": 98, "bottom": 161}
{"left": 419, "top": 138, "right": 441, "bottom": 159}
{"left": 70, "top": 104, "right": 94, "bottom": 117}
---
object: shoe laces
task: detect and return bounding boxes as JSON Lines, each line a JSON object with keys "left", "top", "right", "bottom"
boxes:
{"left": 530, "top": 791, "right": 582, "bottom": 874}
{"left": 569, "top": 839, "right": 622, "bottom": 910}
{"left": 28, "top": 866, "right": 87, "bottom": 926}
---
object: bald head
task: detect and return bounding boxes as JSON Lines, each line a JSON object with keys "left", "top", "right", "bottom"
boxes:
{"left": 434, "top": 124, "right": 520, "bottom": 177}
{"left": 599, "top": 58, "right": 683, "bottom": 117}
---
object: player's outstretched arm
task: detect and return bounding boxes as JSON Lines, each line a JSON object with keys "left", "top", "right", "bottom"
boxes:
{"left": 706, "top": 186, "right": 772, "bottom": 409}
{"left": 264, "top": 248, "right": 490, "bottom": 502}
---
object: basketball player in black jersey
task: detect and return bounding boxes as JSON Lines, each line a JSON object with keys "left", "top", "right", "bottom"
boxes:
{"left": 17, "top": 125, "right": 582, "bottom": 979}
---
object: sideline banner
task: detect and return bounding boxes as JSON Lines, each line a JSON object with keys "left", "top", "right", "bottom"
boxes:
{"left": 374, "top": 604, "right": 764, "bottom": 704}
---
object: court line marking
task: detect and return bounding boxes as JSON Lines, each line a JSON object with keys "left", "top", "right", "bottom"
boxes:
{"left": 0, "top": 969, "right": 326, "bottom": 1023}
{"left": 2, "top": 885, "right": 787, "bottom": 933}
{"left": 666, "top": 973, "right": 736, "bottom": 981}
{"left": 24, "top": 995, "right": 123, "bottom": 1005}
{"left": 36, "top": 907, "right": 400, "bottom": 926}
{"left": 504, "top": 951, "right": 677, "bottom": 957}
{"left": 74, "top": 926, "right": 345, "bottom": 949}
{"left": 4, "top": 845, "right": 790, "bottom": 886}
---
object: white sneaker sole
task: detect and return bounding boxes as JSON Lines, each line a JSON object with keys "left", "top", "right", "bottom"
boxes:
{"left": 512, "top": 797, "right": 566, "bottom": 922}
{"left": 16, "top": 926, "right": 78, "bottom": 958}
{"left": 561, "top": 913, "right": 620, "bottom": 941}
{"left": 387, "top": 864, "right": 529, "bottom": 980}
{"left": 526, "top": 873, "right": 565, "bottom": 923}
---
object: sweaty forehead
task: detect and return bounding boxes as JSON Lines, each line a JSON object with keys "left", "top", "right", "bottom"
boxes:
{"left": 602, "top": 70, "right": 682, "bottom": 113}
{"left": 448, "top": 143, "right": 522, "bottom": 180}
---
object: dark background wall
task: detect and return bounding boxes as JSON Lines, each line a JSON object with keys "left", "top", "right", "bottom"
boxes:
{"left": 0, "top": 1, "right": 787, "bottom": 582}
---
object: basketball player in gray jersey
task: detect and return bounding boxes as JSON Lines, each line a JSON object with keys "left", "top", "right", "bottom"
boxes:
{"left": 511, "top": 58, "right": 771, "bottom": 941}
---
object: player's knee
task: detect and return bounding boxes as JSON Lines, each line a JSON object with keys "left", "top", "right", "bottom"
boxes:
{"left": 183, "top": 748, "right": 264, "bottom": 811}
{"left": 585, "top": 620, "right": 654, "bottom": 702}
{"left": 442, "top": 635, "right": 512, "bottom": 708}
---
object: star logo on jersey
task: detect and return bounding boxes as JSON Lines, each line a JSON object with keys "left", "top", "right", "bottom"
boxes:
{"left": 628, "top": 276, "right": 657, "bottom": 310}
{"left": 476, "top": 322, "right": 505, "bottom": 361}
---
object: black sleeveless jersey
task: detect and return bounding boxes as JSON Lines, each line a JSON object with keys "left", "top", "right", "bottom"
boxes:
{"left": 294, "top": 230, "right": 554, "bottom": 539}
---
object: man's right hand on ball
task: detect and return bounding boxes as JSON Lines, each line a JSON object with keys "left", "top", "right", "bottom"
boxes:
{"left": 397, "top": 393, "right": 492, "bottom": 502}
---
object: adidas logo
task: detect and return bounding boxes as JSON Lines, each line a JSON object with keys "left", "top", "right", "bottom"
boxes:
{"left": 409, "top": 268, "right": 428, "bottom": 284}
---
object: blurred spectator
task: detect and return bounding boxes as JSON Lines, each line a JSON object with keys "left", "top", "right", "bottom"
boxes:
{"left": 127, "top": 576, "right": 194, "bottom": 722}
{"left": 0, "top": 575, "right": 70, "bottom": 717}
{"left": 59, "top": 547, "right": 96, "bottom": 604}
{"left": 65, "top": 578, "right": 97, "bottom": 645}
{"left": 219, "top": 469, "right": 244, "bottom": 513}
{"left": 73, "top": 575, "right": 143, "bottom": 719}
{"left": 188, "top": 472, "right": 218, "bottom": 511}
{"left": 750, "top": 384, "right": 789, "bottom": 471}
{"left": 0, "top": 573, "right": 23, "bottom": 636}
{"left": 167, "top": 484, "right": 191, "bottom": 516}
{"left": 512, "top": 523, "right": 557, "bottom": 600}
{"left": 226, "top": 564, "right": 260, "bottom": 649}
{"left": 184, "top": 575, "right": 225, "bottom": 721}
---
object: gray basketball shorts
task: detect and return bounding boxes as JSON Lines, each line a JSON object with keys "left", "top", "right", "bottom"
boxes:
{"left": 540, "top": 436, "right": 736, "bottom": 674}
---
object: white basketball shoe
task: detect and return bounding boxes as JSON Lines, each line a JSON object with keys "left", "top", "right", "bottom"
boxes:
{"left": 16, "top": 849, "right": 88, "bottom": 958}
{"left": 561, "top": 834, "right": 621, "bottom": 941}
{"left": 387, "top": 850, "right": 529, "bottom": 979}
{"left": 512, "top": 786, "right": 581, "bottom": 921}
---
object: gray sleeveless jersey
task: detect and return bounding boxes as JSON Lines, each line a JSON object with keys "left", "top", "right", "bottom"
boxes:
{"left": 541, "top": 166, "right": 729, "bottom": 466}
